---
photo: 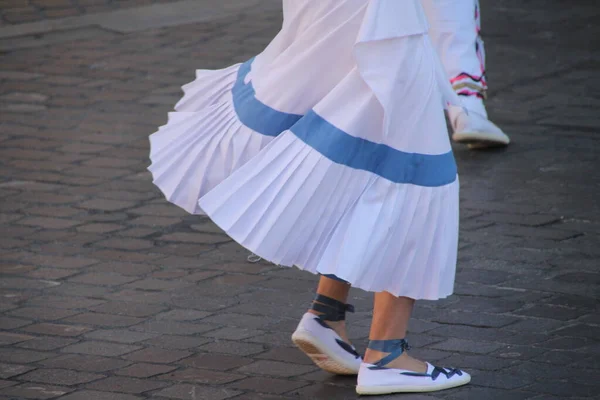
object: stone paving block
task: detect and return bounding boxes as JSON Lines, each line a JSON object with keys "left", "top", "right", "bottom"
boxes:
{"left": 22, "top": 323, "right": 92, "bottom": 337}
{"left": 116, "top": 363, "right": 177, "bottom": 378}
{"left": 1, "top": 278, "right": 59, "bottom": 292}
{"left": 61, "top": 341, "right": 141, "bottom": 357}
{"left": 525, "top": 381, "right": 598, "bottom": 398}
{"left": 17, "top": 216, "right": 84, "bottom": 229}
{"left": 107, "top": 290, "right": 174, "bottom": 305}
{"left": 152, "top": 243, "right": 216, "bottom": 257}
{"left": 0, "top": 348, "right": 56, "bottom": 364}
{"left": 87, "top": 249, "right": 165, "bottom": 263}
{"left": 446, "top": 387, "right": 534, "bottom": 400}
{"left": 502, "top": 318, "right": 566, "bottom": 334}
{"left": 498, "top": 332, "right": 554, "bottom": 347}
{"left": 24, "top": 295, "right": 105, "bottom": 310}
{"left": 94, "top": 237, "right": 155, "bottom": 251}
{"left": 40, "top": 354, "right": 132, "bottom": 372}
{"left": 0, "top": 363, "right": 35, "bottom": 379}
{"left": 245, "top": 331, "right": 301, "bottom": 348}
{"left": 571, "top": 355, "right": 600, "bottom": 370}
{"left": 235, "top": 360, "right": 316, "bottom": 378}
{"left": 123, "top": 347, "right": 192, "bottom": 364}
{"left": 213, "top": 274, "right": 268, "bottom": 286}
{"left": 288, "top": 383, "right": 360, "bottom": 399}
{"left": 228, "top": 376, "right": 308, "bottom": 395}
{"left": 158, "top": 368, "right": 245, "bottom": 385}
{"left": 155, "top": 309, "right": 211, "bottom": 321}
{"left": 84, "top": 329, "right": 159, "bottom": 344}
{"left": 544, "top": 330, "right": 597, "bottom": 349}
{"left": 131, "top": 320, "right": 217, "bottom": 336}
{"left": 84, "top": 376, "right": 170, "bottom": 394}
{"left": 440, "top": 354, "right": 520, "bottom": 371}
{"left": 62, "top": 312, "right": 146, "bottom": 327}
{"left": 0, "top": 71, "right": 43, "bottom": 80}
{"left": 130, "top": 204, "right": 188, "bottom": 217}
{"left": 117, "top": 227, "right": 159, "bottom": 238}
{"left": 530, "top": 349, "right": 591, "bottom": 365}
{"left": 514, "top": 304, "right": 590, "bottom": 321}
{"left": 142, "top": 335, "right": 212, "bottom": 350}
{"left": 85, "top": 329, "right": 159, "bottom": 344}
{"left": 454, "top": 269, "right": 513, "bottom": 285}
{"left": 429, "top": 338, "right": 506, "bottom": 355}
{"left": 181, "top": 270, "right": 224, "bottom": 282}
{"left": 198, "top": 340, "right": 266, "bottom": 357}
{"left": 231, "top": 393, "right": 298, "bottom": 400}
{"left": 129, "top": 216, "right": 182, "bottom": 227}
{"left": 146, "top": 268, "right": 189, "bottom": 279}
{"left": 68, "top": 272, "right": 138, "bottom": 286}
{"left": 425, "top": 310, "right": 522, "bottom": 328}
{"left": 0, "top": 332, "right": 34, "bottom": 345}
{"left": 25, "top": 268, "right": 80, "bottom": 280}
{"left": 124, "top": 278, "right": 194, "bottom": 291}
{"left": 152, "top": 384, "right": 241, "bottom": 400}
{"left": 178, "top": 353, "right": 253, "bottom": 371}
{"left": 469, "top": 369, "right": 534, "bottom": 390}
{"left": 11, "top": 254, "right": 99, "bottom": 269}
{"left": 157, "top": 232, "right": 231, "bottom": 245}
{"left": 255, "top": 347, "right": 315, "bottom": 366}
{"left": 16, "top": 368, "right": 105, "bottom": 386}
{"left": 490, "top": 345, "right": 546, "bottom": 361}
{"left": 202, "top": 327, "right": 264, "bottom": 341}
{"left": 0, "top": 381, "right": 17, "bottom": 391}
{"left": 16, "top": 336, "right": 79, "bottom": 351}
{"left": 476, "top": 213, "right": 561, "bottom": 227}
{"left": 88, "top": 261, "right": 158, "bottom": 276}
{"left": 89, "top": 301, "right": 168, "bottom": 317}
{"left": 0, "top": 383, "right": 72, "bottom": 399}
{"left": 59, "top": 390, "right": 143, "bottom": 400}
{"left": 254, "top": 277, "right": 317, "bottom": 293}
{"left": 7, "top": 306, "right": 81, "bottom": 321}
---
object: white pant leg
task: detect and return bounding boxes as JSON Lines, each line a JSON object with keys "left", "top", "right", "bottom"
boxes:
{"left": 422, "top": 0, "right": 487, "bottom": 117}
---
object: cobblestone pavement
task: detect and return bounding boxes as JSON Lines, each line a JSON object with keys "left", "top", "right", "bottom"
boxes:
{"left": 0, "top": 0, "right": 599, "bottom": 399}
{"left": 0, "top": 0, "right": 179, "bottom": 25}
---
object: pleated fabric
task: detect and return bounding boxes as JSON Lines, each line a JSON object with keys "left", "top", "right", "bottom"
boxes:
{"left": 149, "top": 0, "right": 460, "bottom": 300}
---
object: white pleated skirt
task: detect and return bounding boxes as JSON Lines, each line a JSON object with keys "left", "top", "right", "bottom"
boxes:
{"left": 149, "top": 0, "right": 460, "bottom": 300}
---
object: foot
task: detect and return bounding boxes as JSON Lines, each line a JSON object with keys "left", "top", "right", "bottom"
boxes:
{"left": 356, "top": 339, "right": 470, "bottom": 395}
{"left": 292, "top": 295, "right": 362, "bottom": 375}
{"left": 449, "top": 105, "right": 510, "bottom": 149}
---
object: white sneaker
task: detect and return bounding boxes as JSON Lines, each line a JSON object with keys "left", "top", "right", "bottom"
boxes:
{"left": 356, "top": 362, "right": 471, "bottom": 395}
{"left": 449, "top": 106, "right": 510, "bottom": 149}
{"left": 292, "top": 294, "right": 362, "bottom": 375}
{"left": 356, "top": 339, "right": 470, "bottom": 395}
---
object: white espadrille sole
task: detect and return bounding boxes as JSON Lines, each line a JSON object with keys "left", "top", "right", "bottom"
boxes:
{"left": 356, "top": 376, "right": 471, "bottom": 395}
{"left": 356, "top": 362, "right": 471, "bottom": 395}
{"left": 292, "top": 329, "right": 359, "bottom": 375}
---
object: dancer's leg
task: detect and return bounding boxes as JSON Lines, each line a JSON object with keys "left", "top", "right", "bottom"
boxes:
{"left": 307, "top": 275, "right": 351, "bottom": 342}
{"left": 422, "top": 0, "right": 487, "bottom": 116}
{"left": 363, "top": 292, "right": 427, "bottom": 372}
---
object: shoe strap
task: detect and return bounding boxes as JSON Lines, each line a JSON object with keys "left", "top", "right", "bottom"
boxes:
{"left": 310, "top": 294, "right": 354, "bottom": 322}
{"left": 368, "top": 339, "right": 411, "bottom": 367}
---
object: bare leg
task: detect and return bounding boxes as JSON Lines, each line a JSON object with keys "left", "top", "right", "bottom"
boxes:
{"left": 308, "top": 275, "right": 351, "bottom": 342}
{"left": 363, "top": 292, "right": 427, "bottom": 372}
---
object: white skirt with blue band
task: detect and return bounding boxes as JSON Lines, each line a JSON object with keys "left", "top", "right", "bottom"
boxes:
{"left": 149, "top": 0, "right": 460, "bottom": 300}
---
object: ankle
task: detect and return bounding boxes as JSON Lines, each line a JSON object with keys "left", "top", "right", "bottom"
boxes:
{"left": 364, "top": 350, "right": 427, "bottom": 373}
{"left": 363, "top": 349, "right": 385, "bottom": 365}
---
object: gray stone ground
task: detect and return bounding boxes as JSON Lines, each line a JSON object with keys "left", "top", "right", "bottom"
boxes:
{"left": 0, "top": 0, "right": 598, "bottom": 399}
